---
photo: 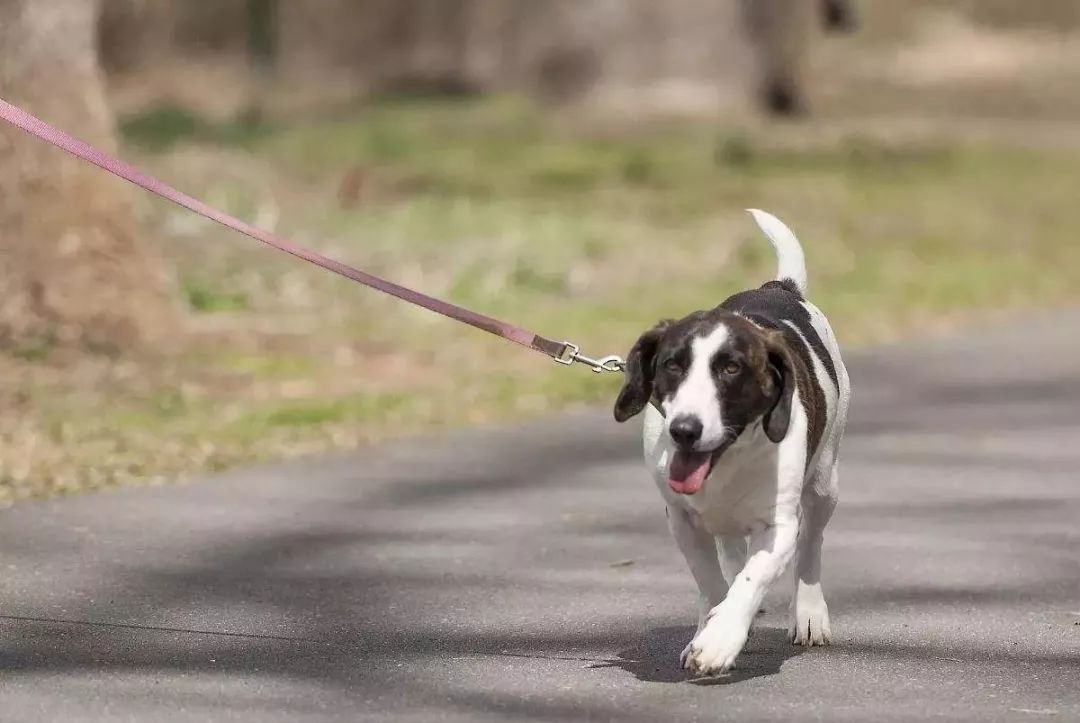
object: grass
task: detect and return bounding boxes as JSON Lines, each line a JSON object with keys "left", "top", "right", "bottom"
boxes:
{"left": 121, "top": 103, "right": 275, "bottom": 151}
{"left": 182, "top": 276, "right": 251, "bottom": 313}
{"left": 6, "top": 64, "right": 1080, "bottom": 503}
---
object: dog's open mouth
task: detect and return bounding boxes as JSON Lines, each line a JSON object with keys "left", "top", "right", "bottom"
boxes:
{"left": 668, "top": 450, "right": 713, "bottom": 495}
{"left": 667, "top": 434, "right": 737, "bottom": 495}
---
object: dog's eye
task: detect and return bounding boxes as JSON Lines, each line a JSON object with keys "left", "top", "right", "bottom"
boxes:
{"left": 722, "top": 362, "right": 741, "bottom": 375}
{"left": 663, "top": 359, "right": 684, "bottom": 375}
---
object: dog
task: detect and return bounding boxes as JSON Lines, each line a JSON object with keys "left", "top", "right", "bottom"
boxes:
{"left": 613, "top": 209, "right": 850, "bottom": 676}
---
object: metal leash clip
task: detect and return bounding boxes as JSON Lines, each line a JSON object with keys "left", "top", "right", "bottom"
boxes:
{"left": 553, "top": 342, "right": 626, "bottom": 374}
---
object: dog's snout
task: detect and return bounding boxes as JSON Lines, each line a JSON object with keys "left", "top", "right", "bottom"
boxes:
{"left": 669, "top": 416, "right": 703, "bottom": 447}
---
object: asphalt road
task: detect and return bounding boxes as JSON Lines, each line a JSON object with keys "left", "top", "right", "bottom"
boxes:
{"left": 1, "top": 313, "right": 1078, "bottom": 722}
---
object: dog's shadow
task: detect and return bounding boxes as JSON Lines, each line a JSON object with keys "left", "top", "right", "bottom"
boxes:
{"left": 597, "top": 625, "right": 804, "bottom": 685}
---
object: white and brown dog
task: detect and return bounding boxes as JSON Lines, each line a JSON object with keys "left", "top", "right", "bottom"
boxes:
{"left": 614, "top": 210, "right": 850, "bottom": 676}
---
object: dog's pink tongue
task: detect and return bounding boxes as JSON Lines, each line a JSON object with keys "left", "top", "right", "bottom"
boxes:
{"left": 668, "top": 450, "right": 711, "bottom": 495}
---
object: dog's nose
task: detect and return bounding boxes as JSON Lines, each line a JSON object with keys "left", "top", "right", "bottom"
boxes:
{"left": 669, "top": 416, "right": 703, "bottom": 447}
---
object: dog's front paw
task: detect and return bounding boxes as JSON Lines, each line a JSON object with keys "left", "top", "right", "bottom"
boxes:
{"left": 789, "top": 584, "right": 832, "bottom": 646}
{"left": 684, "top": 610, "right": 749, "bottom": 676}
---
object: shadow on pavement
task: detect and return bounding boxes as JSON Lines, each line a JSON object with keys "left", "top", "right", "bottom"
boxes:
{"left": 604, "top": 625, "right": 803, "bottom": 685}
{"left": 1, "top": 335, "right": 1079, "bottom": 719}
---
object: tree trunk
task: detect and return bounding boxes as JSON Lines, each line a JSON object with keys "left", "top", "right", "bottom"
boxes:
{"left": 738, "top": 0, "right": 815, "bottom": 115}
{"left": 99, "top": 0, "right": 177, "bottom": 73}
{"left": 0, "top": 0, "right": 175, "bottom": 352}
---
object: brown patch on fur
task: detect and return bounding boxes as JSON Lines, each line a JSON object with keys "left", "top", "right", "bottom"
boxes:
{"left": 764, "top": 327, "right": 826, "bottom": 463}
{"left": 731, "top": 315, "right": 826, "bottom": 466}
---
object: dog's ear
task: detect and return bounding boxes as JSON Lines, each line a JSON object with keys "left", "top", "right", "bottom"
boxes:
{"left": 763, "top": 335, "right": 795, "bottom": 443}
{"left": 613, "top": 320, "right": 671, "bottom": 423}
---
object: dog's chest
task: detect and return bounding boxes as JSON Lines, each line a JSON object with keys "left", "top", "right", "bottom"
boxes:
{"left": 687, "top": 447, "right": 780, "bottom": 537}
{"left": 643, "top": 407, "right": 782, "bottom": 537}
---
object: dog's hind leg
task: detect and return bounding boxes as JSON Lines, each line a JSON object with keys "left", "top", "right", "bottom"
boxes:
{"left": 668, "top": 506, "right": 729, "bottom": 669}
{"left": 789, "top": 461, "right": 838, "bottom": 646}
{"left": 718, "top": 535, "right": 748, "bottom": 586}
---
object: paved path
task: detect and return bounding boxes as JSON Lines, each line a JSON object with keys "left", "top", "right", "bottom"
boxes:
{"left": 1, "top": 313, "right": 1078, "bottom": 722}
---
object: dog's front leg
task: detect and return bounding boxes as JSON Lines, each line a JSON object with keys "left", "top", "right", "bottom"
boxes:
{"left": 667, "top": 505, "right": 729, "bottom": 669}
{"left": 686, "top": 510, "right": 799, "bottom": 675}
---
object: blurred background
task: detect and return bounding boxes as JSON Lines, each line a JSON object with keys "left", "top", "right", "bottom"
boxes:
{"left": 2, "top": 0, "right": 1080, "bottom": 503}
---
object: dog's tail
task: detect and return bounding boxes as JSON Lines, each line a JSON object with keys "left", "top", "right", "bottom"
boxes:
{"left": 746, "top": 209, "right": 808, "bottom": 296}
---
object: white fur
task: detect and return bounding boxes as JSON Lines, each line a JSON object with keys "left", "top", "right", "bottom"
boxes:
{"left": 640, "top": 211, "right": 849, "bottom": 675}
{"left": 662, "top": 324, "right": 730, "bottom": 450}
{"left": 747, "top": 208, "right": 808, "bottom": 295}
{"left": 788, "top": 298, "right": 849, "bottom": 645}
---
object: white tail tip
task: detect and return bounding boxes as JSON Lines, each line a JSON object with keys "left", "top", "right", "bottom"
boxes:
{"left": 746, "top": 208, "right": 808, "bottom": 295}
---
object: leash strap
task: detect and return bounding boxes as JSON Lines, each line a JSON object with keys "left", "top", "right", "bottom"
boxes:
{"left": 0, "top": 97, "right": 625, "bottom": 373}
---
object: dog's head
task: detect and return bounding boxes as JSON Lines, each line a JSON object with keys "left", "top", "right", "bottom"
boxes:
{"left": 613, "top": 310, "right": 794, "bottom": 495}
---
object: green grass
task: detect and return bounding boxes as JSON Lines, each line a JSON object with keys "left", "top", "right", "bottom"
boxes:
{"left": 8, "top": 94, "right": 1080, "bottom": 503}
{"left": 239, "top": 391, "right": 415, "bottom": 430}
{"left": 246, "top": 101, "right": 1080, "bottom": 412}
{"left": 147, "top": 98, "right": 1080, "bottom": 391}
{"left": 221, "top": 353, "right": 315, "bottom": 378}
{"left": 182, "top": 276, "right": 251, "bottom": 313}
{"left": 121, "top": 104, "right": 276, "bottom": 151}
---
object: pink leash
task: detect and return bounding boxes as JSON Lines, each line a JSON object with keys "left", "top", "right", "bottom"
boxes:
{"left": 0, "top": 97, "right": 624, "bottom": 374}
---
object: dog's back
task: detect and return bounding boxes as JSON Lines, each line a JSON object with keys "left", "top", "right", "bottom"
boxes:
{"left": 727, "top": 209, "right": 850, "bottom": 481}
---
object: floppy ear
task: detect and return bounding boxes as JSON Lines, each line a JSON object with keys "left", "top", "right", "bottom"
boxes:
{"left": 613, "top": 320, "right": 671, "bottom": 423}
{"left": 763, "top": 337, "right": 795, "bottom": 443}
